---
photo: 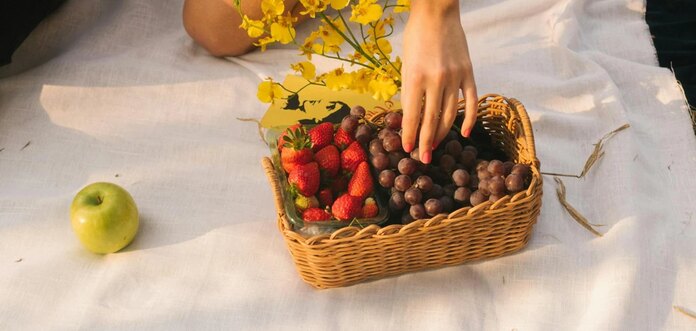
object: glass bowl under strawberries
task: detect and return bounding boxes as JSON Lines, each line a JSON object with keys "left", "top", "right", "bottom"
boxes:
{"left": 266, "top": 125, "right": 390, "bottom": 236}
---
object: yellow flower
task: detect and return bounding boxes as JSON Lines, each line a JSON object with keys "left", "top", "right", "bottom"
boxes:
{"left": 368, "top": 19, "right": 387, "bottom": 40}
{"left": 299, "top": 0, "right": 328, "bottom": 18}
{"left": 270, "top": 22, "right": 296, "bottom": 44}
{"left": 350, "top": 0, "right": 382, "bottom": 25}
{"left": 291, "top": 61, "right": 316, "bottom": 80}
{"left": 240, "top": 15, "right": 265, "bottom": 38}
{"left": 318, "top": 24, "right": 344, "bottom": 48}
{"left": 323, "top": 68, "right": 353, "bottom": 91}
{"left": 362, "top": 38, "right": 392, "bottom": 58}
{"left": 254, "top": 36, "right": 275, "bottom": 51}
{"left": 350, "top": 69, "right": 373, "bottom": 93}
{"left": 369, "top": 73, "right": 398, "bottom": 101}
{"left": 261, "top": 0, "right": 284, "bottom": 18}
{"left": 257, "top": 80, "right": 284, "bottom": 103}
{"left": 394, "top": 0, "right": 410, "bottom": 13}
{"left": 330, "top": 0, "right": 350, "bottom": 10}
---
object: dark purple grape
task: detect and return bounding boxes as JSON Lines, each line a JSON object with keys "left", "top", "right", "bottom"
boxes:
{"left": 444, "top": 130, "right": 459, "bottom": 144}
{"left": 372, "top": 153, "right": 390, "bottom": 171}
{"left": 404, "top": 187, "right": 423, "bottom": 205}
{"left": 410, "top": 148, "right": 420, "bottom": 162}
{"left": 489, "top": 194, "right": 504, "bottom": 203}
{"left": 350, "top": 105, "right": 366, "bottom": 118}
{"left": 341, "top": 115, "right": 360, "bottom": 133}
{"left": 398, "top": 158, "right": 418, "bottom": 176}
{"left": 478, "top": 179, "right": 491, "bottom": 196}
{"left": 453, "top": 187, "right": 471, "bottom": 205}
{"left": 355, "top": 124, "right": 372, "bottom": 144}
{"left": 459, "top": 150, "right": 476, "bottom": 170}
{"left": 439, "top": 154, "right": 456, "bottom": 174}
{"left": 470, "top": 190, "right": 487, "bottom": 206}
{"left": 488, "top": 160, "right": 505, "bottom": 176}
{"left": 503, "top": 161, "right": 515, "bottom": 176}
{"left": 424, "top": 184, "right": 444, "bottom": 200}
{"left": 439, "top": 196, "right": 455, "bottom": 213}
{"left": 378, "top": 128, "right": 396, "bottom": 140}
{"left": 410, "top": 170, "right": 424, "bottom": 180}
{"left": 383, "top": 134, "right": 402, "bottom": 153}
{"left": 369, "top": 139, "right": 386, "bottom": 156}
{"left": 394, "top": 175, "right": 412, "bottom": 192}
{"left": 379, "top": 169, "right": 396, "bottom": 188}
{"left": 469, "top": 174, "right": 480, "bottom": 191}
{"left": 415, "top": 176, "right": 434, "bottom": 193}
{"left": 475, "top": 160, "right": 489, "bottom": 172}
{"left": 445, "top": 140, "right": 463, "bottom": 157}
{"left": 384, "top": 112, "right": 403, "bottom": 130}
{"left": 432, "top": 149, "right": 445, "bottom": 165}
{"left": 452, "top": 169, "right": 470, "bottom": 187}
{"left": 443, "top": 184, "right": 457, "bottom": 197}
{"left": 424, "top": 198, "right": 443, "bottom": 216}
{"left": 388, "top": 151, "right": 407, "bottom": 169}
{"left": 464, "top": 145, "right": 478, "bottom": 157}
{"left": 488, "top": 176, "right": 506, "bottom": 195}
{"left": 511, "top": 164, "right": 530, "bottom": 178}
{"left": 477, "top": 169, "right": 492, "bottom": 180}
{"left": 409, "top": 203, "right": 426, "bottom": 219}
{"left": 401, "top": 210, "right": 415, "bottom": 224}
{"left": 389, "top": 191, "right": 406, "bottom": 210}
{"left": 505, "top": 173, "right": 524, "bottom": 192}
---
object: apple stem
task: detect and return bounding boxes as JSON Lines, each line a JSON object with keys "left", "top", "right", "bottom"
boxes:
{"left": 96, "top": 195, "right": 103, "bottom": 205}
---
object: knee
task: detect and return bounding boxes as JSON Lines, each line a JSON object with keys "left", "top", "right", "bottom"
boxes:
{"left": 182, "top": 6, "right": 254, "bottom": 57}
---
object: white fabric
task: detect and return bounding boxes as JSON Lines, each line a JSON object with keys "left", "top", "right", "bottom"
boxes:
{"left": 1, "top": 0, "right": 695, "bottom": 329}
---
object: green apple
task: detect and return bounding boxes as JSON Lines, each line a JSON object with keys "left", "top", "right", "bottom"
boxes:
{"left": 70, "top": 182, "right": 139, "bottom": 254}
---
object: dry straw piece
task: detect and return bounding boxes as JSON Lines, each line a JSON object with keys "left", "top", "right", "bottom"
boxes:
{"left": 263, "top": 94, "right": 542, "bottom": 289}
{"left": 674, "top": 306, "right": 696, "bottom": 320}
{"left": 554, "top": 177, "right": 602, "bottom": 237}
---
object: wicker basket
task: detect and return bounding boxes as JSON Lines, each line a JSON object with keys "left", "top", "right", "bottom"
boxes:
{"left": 262, "top": 94, "right": 542, "bottom": 289}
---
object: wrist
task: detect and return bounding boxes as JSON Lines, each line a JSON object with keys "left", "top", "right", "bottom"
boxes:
{"left": 410, "top": 0, "right": 460, "bottom": 19}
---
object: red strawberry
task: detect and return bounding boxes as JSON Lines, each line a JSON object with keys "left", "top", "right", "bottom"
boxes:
{"left": 308, "top": 122, "right": 333, "bottom": 152}
{"left": 362, "top": 197, "right": 378, "bottom": 218}
{"left": 333, "top": 127, "right": 354, "bottom": 150}
{"left": 331, "top": 193, "right": 362, "bottom": 220}
{"left": 288, "top": 162, "right": 320, "bottom": 197}
{"left": 314, "top": 145, "right": 340, "bottom": 178}
{"left": 331, "top": 176, "right": 348, "bottom": 195}
{"left": 348, "top": 161, "right": 373, "bottom": 199}
{"left": 280, "top": 126, "right": 313, "bottom": 174}
{"left": 277, "top": 123, "right": 301, "bottom": 151}
{"left": 318, "top": 188, "right": 333, "bottom": 207}
{"left": 302, "top": 208, "right": 331, "bottom": 222}
{"left": 341, "top": 141, "right": 367, "bottom": 172}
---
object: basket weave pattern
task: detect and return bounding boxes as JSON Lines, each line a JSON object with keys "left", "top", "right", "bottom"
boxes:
{"left": 262, "top": 94, "right": 542, "bottom": 289}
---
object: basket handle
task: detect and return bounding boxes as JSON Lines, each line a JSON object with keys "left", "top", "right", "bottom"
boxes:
{"left": 261, "top": 157, "right": 287, "bottom": 219}
{"left": 507, "top": 97, "right": 539, "bottom": 169}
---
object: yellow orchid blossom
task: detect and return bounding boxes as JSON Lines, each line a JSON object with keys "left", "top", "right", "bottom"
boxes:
{"left": 261, "top": 0, "right": 284, "bottom": 18}
{"left": 323, "top": 68, "right": 353, "bottom": 91}
{"left": 394, "top": 0, "right": 410, "bottom": 13}
{"left": 299, "top": 0, "right": 328, "bottom": 18}
{"left": 240, "top": 15, "right": 265, "bottom": 38}
{"left": 350, "top": 0, "right": 382, "bottom": 25}
{"left": 257, "top": 80, "right": 284, "bottom": 103}
{"left": 291, "top": 61, "right": 317, "bottom": 80}
{"left": 270, "top": 22, "right": 296, "bottom": 44}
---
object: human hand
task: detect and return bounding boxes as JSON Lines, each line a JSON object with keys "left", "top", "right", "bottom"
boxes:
{"left": 400, "top": 0, "right": 477, "bottom": 164}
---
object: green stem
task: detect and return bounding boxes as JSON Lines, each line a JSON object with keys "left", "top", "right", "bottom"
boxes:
{"left": 370, "top": 22, "right": 401, "bottom": 78}
{"left": 320, "top": 13, "right": 380, "bottom": 68}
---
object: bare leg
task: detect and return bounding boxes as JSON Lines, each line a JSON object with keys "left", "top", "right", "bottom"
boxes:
{"left": 183, "top": 0, "right": 307, "bottom": 57}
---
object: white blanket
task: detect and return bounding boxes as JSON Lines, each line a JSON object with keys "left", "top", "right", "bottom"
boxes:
{"left": 2, "top": 0, "right": 696, "bottom": 330}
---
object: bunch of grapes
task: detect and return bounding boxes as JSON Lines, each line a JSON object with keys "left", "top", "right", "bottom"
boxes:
{"left": 368, "top": 112, "right": 532, "bottom": 224}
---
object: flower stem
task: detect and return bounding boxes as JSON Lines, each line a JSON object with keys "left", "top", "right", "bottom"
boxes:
{"left": 320, "top": 13, "right": 380, "bottom": 68}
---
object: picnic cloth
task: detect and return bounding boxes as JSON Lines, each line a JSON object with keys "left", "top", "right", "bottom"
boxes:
{"left": 2, "top": 0, "right": 696, "bottom": 329}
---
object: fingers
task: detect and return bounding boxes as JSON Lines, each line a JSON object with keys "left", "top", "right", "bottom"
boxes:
{"left": 460, "top": 74, "right": 478, "bottom": 138}
{"left": 418, "top": 87, "right": 443, "bottom": 164}
{"left": 400, "top": 77, "right": 423, "bottom": 154}
{"left": 434, "top": 87, "right": 459, "bottom": 147}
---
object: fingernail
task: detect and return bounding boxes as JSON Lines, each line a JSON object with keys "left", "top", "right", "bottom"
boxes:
{"left": 404, "top": 143, "right": 414, "bottom": 153}
{"left": 463, "top": 128, "right": 471, "bottom": 138}
{"left": 422, "top": 151, "right": 431, "bottom": 164}
{"left": 432, "top": 141, "right": 439, "bottom": 150}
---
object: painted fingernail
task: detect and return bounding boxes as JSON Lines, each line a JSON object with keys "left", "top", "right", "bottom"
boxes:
{"left": 422, "top": 151, "right": 432, "bottom": 164}
{"left": 463, "top": 128, "right": 471, "bottom": 138}
{"left": 404, "top": 143, "right": 414, "bottom": 153}
{"left": 432, "top": 141, "right": 439, "bottom": 150}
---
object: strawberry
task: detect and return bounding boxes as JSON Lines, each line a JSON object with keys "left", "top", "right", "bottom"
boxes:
{"left": 314, "top": 145, "right": 340, "bottom": 178}
{"left": 294, "top": 195, "right": 319, "bottom": 212}
{"left": 348, "top": 161, "right": 373, "bottom": 199}
{"left": 333, "top": 127, "right": 354, "bottom": 150}
{"left": 362, "top": 197, "right": 379, "bottom": 218}
{"left": 341, "top": 141, "right": 367, "bottom": 173}
{"left": 302, "top": 208, "right": 331, "bottom": 222}
{"left": 331, "top": 193, "right": 362, "bottom": 220}
{"left": 308, "top": 122, "right": 334, "bottom": 152}
{"left": 318, "top": 188, "right": 333, "bottom": 207}
{"left": 288, "top": 162, "right": 320, "bottom": 197}
{"left": 277, "top": 123, "right": 301, "bottom": 151}
{"left": 280, "top": 126, "right": 313, "bottom": 174}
